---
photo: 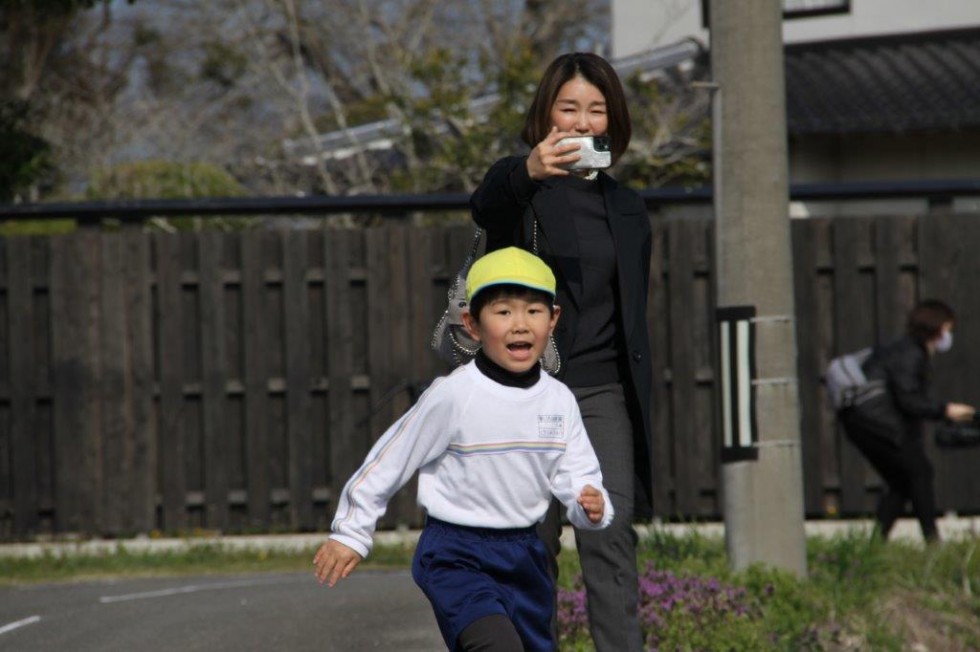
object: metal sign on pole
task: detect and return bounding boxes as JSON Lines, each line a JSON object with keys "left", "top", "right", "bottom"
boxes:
{"left": 716, "top": 306, "right": 758, "bottom": 462}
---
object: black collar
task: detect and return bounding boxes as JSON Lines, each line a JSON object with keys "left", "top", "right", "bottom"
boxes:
{"left": 475, "top": 349, "right": 540, "bottom": 388}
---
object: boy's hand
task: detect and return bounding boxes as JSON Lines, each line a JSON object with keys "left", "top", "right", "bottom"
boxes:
{"left": 313, "top": 539, "right": 363, "bottom": 587}
{"left": 577, "top": 485, "right": 606, "bottom": 524}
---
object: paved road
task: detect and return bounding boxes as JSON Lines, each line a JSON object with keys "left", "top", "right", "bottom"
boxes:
{"left": 0, "top": 569, "right": 444, "bottom": 651}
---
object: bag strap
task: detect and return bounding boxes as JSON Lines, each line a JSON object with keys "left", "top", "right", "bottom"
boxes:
{"left": 446, "top": 226, "right": 483, "bottom": 303}
{"left": 463, "top": 226, "right": 483, "bottom": 273}
{"left": 529, "top": 212, "right": 562, "bottom": 375}
{"left": 531, "top": 215, "right": 540, "bottom": 255}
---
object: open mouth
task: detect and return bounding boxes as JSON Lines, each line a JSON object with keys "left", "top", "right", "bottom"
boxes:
{"left": 507, "top": 342, "right": 533, "bottom": 352}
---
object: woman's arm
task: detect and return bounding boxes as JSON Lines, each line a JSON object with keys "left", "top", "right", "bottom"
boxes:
{"left": 886, "top": 346, "right": 947, "bottom": 420}
{"left": 470, "top": 130, "right": 580, "bottom": 233}
{"left": 469, "top": 156, "right": 537, "bottom": 234}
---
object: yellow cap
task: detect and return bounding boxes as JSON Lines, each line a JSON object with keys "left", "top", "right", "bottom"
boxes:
{"left": 466, "top": 247, "right": 556, "bottom": 303}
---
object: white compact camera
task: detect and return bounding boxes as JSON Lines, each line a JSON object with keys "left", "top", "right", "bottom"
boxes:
{"left": 557, "top": 135, "right": 612, "bottom": 170}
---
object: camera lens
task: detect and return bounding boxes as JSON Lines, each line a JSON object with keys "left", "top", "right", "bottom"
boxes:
{"left": 594, "top": 136, "right": 610, "bottom": 152}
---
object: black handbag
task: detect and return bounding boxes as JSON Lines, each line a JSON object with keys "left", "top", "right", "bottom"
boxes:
{"left": 934, "top": 417, "right": 980, "bottom": 449}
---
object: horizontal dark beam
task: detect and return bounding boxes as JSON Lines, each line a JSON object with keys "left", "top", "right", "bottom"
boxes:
{"left": 784, "top": 178, "right": 980, "bottom": 201}
{"left": 635, "top": 178, "right": 980, "bottom": 202}
{"left": 2, "top": 178, "right": 979, "bottom": 221}
{"left": 0, "top": 193, "right": 474, "bottom": 221}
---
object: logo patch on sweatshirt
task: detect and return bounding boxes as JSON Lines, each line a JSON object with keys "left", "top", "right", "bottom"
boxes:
{"left": 537, "top": 415, "right": 565, "bottom": 439}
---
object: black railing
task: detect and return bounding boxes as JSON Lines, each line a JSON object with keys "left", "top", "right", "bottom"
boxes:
{"left": 1, "top": 178, "right": 979, "bottom": 221}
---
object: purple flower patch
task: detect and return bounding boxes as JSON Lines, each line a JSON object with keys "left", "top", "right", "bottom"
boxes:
{"left": 558, "top": 562, "right": 762, "bottom": 649}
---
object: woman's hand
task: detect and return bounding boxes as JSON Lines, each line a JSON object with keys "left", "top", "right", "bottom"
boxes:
{"left": 945, "top": 402, "right": 975, "bottom": 422}
{"left": 526, "top": 127, "right": 581, "bottom": 181}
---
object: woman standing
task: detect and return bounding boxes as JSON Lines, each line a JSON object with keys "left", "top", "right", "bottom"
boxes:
{"left": 840, "top": 299, "right": 974, "bottom": 542}
{"left": 470, "top": 52, "right": 652, "bottom": 651}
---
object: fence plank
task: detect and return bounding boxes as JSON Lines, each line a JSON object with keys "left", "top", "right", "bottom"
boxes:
{"left": 100, "top": 234, "right": 129, "bottom": 536}
{"left": 241, "top": 230, "right": 271, "bottom": 528}
{"left": 792, "top": 218, "right": 826, "bottom": 516}
{"left": 691, "top": 219, "right": 717, "bottom": 515}
{"left": 7, "top": 239, "right": 38, "bottom": 535}
{"left": 667, "top": 219, "right": 700, "bottom": 515}
{"left": 364, "top": 228, "right": 394, "bottom": 526}
{"left": 306, "top": 230, "right": 328, "bottom": 525}
{"left": 647, "top": 216, "right": 673, "bottom": 516}
{"left": 50, "top": 232, "right": 102, "bottom": 534}
{"left": 283, "top": 230, "right": 314, "bottom": 529}
{"left": 364, "top": 226, "right": 415, "bottom": 526}
{"left": 31, "top": 238, "right": 54, "bottom": 526}
{"left": 832, "top": 218, "right": 875, "bottom": 515}
{"left": 398, "top": 226, "right": 432, "bottom": 528}
{"left": 874, "top": 217, "right": 909, "bottom": 342}
{"left": 325, "top": 230, "right": 355, "bottom": 518}
{"left": 409, "top": 228, "right": 439, "bottom": 389}
{"left": 0, "top": 238, "right": 10, "bottom": 536}
{"left": 199, "top": 232, "right": 229, "bottom": 531}
{"left": 94, "top": 230, "right": 155, "bottom": 533}
{"left": 155, "top": 234, "right": 188, "bottom": 532}
{"left": 125, "top": 230, "right": 156, "bottom": 532}
{"left": 812, "top": 219, "right": 840, "bottom": 515}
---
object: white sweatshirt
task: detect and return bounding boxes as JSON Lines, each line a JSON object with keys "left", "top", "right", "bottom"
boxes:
{"left": 330, "top": 361, "right": 613, "bottom": 557}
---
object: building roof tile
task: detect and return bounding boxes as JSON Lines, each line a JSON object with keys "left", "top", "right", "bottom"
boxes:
{"left": 784, "top": 28, "right": 980, "bottom": 134}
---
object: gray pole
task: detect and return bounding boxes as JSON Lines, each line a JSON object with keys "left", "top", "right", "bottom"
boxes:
{"left": 709, "top": 0, "right": 807, "bottom": 575}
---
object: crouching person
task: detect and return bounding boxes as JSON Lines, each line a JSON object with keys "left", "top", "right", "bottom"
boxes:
{"left": 314, "top": 247, "right": 613, "bottom": 651}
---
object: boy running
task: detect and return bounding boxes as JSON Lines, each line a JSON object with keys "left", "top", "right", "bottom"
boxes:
{"left": 314, "top": 246, "right": 612, "bottom": 651}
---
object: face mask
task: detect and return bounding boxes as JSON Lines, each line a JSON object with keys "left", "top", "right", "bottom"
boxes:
{"left": 935, "top": 329, "right": 953, "bottom": 353}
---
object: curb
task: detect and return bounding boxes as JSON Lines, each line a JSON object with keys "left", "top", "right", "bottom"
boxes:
{"left": 1, "top": 517, "right": 978, "bottom": 560}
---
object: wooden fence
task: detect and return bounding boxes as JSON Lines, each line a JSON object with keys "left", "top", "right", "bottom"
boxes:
{"left": 1, "top": 213, "right": 979, "bottom": 538}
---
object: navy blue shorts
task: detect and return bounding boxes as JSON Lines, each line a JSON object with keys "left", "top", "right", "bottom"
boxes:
{"left": 412, "top": 517, "right": 555, "bottom": 651}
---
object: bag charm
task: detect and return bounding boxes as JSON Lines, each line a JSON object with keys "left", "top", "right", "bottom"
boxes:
{"left": 430, "top": 228, "right": 483, "bottom": 366}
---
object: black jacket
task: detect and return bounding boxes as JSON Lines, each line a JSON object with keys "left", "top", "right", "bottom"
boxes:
{"left": 470, "top": 156, "right": 654, "bottom": 514}
{"left": 863, "top": 335, "right": 947, "bottom": 439}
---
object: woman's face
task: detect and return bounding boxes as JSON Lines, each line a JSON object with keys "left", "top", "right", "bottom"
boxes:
{"left": 549, "top": 76, "right": 608, "bottom": 136}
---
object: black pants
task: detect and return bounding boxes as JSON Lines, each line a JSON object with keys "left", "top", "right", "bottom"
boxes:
{"left": 537, "top": 384, "right": 643, "bottom": 652}
{"left": 839, "top": 408, "right": 939, "bottom": 541}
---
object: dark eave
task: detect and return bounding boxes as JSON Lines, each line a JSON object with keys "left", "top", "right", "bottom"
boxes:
{"left": 783, "top": 27, "right": 980, "bottom": 135}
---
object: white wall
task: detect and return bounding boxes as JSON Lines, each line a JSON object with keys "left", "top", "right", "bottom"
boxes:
{"left": 790, "top": 133, "right": 980, "bottom": 184}
{"left": 613, "top": 0, "right": 980, "bottom": 216}
{"left": 788, "top": 132, "right": 980, "bottom": 216}
{"left": 613, "top": 0, "right": 980, "bottom": 57}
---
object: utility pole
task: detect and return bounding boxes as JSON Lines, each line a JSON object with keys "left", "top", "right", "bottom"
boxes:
{"left": 709, "top": 0, "right": 808, "bottom": 575}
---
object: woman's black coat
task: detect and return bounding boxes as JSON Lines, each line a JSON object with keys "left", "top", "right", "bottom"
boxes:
{"left": 863, "top": 335, "right": 947, "bottom": 439}
{"left": 470, "top": 156, "right": 654, "bottom": 516}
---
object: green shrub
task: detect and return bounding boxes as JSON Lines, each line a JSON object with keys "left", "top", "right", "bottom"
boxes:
{"left": 0, "top": 100, "right": 55, "bottom": 202}
{"left": 85, "top": 160, "right": 253, "bottom": 231}
{"left": 556, "top": 529, "right": 980, "bottom": 651}
{"left": 87, "top": 160, "right": 244, "bottom": 200}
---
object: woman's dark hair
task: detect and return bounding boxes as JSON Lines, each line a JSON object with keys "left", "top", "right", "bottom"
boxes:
{"left": 469, "top": 284, "right": 555, "bottom": 322}
{"left": 521, "top": 52, "right": 632, "bottom": 164}
{"left": 907, "top": 299, "right": 955, "bottom": 343}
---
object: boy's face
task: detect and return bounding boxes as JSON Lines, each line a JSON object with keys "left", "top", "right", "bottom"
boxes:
{"left": 462, "top": 295, "right": 560, "bottom": 374}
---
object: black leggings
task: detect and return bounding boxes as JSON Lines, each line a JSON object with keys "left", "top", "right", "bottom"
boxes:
{"left": 840, "top": 408, "right": 939, "bottom": 541}
{"left": 457, "top": 614, "right": 525, "bottom": 651}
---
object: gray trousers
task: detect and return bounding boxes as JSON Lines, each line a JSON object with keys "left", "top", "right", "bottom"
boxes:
{"left": 538, "top": 383, "right": 644, "bottom": 652}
